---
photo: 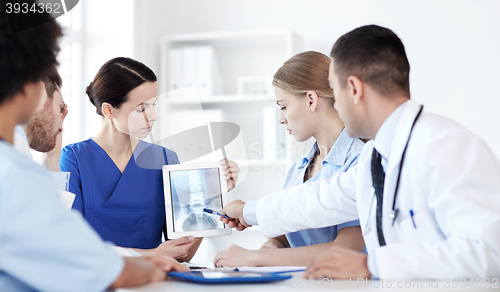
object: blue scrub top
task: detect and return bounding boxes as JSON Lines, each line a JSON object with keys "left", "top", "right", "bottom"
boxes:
{"left": 60, "top": 139, "right": 179, "bottom": 249}
{"left": 284, "top": 129, "right": 364, "bottom": 247}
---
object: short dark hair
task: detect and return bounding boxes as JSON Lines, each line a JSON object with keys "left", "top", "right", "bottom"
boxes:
{"left": 330, "top": 25, "right": 410, "bottom": 97}
{"left": 43, "top": 65, "right": 63, "bottom": 100}
{"left": 86, "top": 57, "right": 157, "bottom": 116}
{"left": 0, "top": 1, "right": 63, "bottom": 105}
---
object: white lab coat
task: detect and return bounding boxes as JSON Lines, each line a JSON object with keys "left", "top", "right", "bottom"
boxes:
{"left": 255, "top": 99, "right": 500, "bottom": 279}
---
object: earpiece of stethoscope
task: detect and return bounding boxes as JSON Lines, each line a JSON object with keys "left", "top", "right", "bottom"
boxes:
{"left": 363, "top": 195, "right": 376, "bottom": 236}
{"left": 389, "top": 105, "right": 424, "bottom": 227}
{"left": 363, "top": 198, "right": 400, "bottom": 234}
{"left": 363, "top": 105, "right": 424, "bottom": 237}
{"left": 363, "top": 226, "right": 371, "bottom": 236}
{"left": 363, "top": 105, "right": 424, "bottom": 236}
{"left": 364, "top": 202, "right": 400, "bottom": 235}
{"left": 390, "top": 209, "right": 399, "bottom": 226}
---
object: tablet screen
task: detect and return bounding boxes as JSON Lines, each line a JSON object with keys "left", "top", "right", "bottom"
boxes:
{"left": 169, "top": 168, "right": 225, "bottom": 232}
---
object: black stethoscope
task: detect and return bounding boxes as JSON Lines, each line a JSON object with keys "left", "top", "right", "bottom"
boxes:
{"left": 364, "top": 105, "right": 424, "bottom": 236}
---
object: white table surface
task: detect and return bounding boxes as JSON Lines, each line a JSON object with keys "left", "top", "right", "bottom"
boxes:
{"left": 117, "top": 272, "right": 500, "bottom": 292}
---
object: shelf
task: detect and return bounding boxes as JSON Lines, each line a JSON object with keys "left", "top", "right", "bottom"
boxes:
{"left": 238, "top": 159, "right": 289, "bottom": 167}
{"left": 159, "top": 30, "right": 304, "bottom": 170}
{"left": 160, "top": 29, "right": 303, "bottom": 96}
{"left": 164, "top": 94, "right": 275, "bottom": 105}
{"left": 161, "top": 29, "right": 299, "bottom": 49}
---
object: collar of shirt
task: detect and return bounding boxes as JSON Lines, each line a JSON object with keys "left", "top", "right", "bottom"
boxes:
{"left": 13, "top": 124, "right": 33, "bottom": 159}
{"left": 373, "top": 100, "right": 409, "bottom": 170}
{"left": 298, "top": 128, "right": 352, "bottom": 169}
{"left": 14, "top": 124, "right": 28, "bottom": 141}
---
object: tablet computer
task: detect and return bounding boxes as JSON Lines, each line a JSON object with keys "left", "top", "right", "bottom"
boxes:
{"left": 168, "top": 271, "right": 292, "bottom": 284}
{"left": 162, "top": 162, "right": 231, "bottom": 239}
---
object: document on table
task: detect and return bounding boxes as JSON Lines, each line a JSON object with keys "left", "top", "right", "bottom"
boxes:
{"left": 235, "top": 266, "right": 306, "bottom": 274}
{"left": 50, "top": 171, "right": 75, "bottom": 210}
{"left": 51, "top": 171, "right": 70, "bottom": 191}
{"left": 184, "top": 262, "right": 306, "bottom": 273}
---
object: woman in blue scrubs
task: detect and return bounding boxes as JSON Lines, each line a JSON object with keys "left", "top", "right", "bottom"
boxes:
{"left": 214, "top": 51, "right": 365, "bottom": 267}
{"left": 61, "top": 57, "right": 239, "bottom": 260}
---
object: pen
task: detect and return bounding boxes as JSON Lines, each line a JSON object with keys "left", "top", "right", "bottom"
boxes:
{"left": 409, "top": 210, "right": 417, "bottom": 228}
{"left": 188, "top": 266, "right": 208, "bottom": 270}
{"left": 203, "top": 208, "right": 230, "bottom": 218}
{"left": 272, "top": 269, "right": 306, "bottom": 274}
{"left": 213, "top": 267, "right": 239, "bottom": 272}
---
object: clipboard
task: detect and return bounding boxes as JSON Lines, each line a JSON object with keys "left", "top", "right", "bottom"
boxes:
{"left": 168, "top": 270, "right": 292, "bottom": 284}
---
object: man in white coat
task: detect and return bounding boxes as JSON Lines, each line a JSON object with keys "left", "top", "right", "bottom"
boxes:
{"left": 217, "top": 25, "right": 500, "bottom": 280}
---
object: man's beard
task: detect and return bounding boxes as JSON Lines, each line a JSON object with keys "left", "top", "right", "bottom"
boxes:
{"left": 25, "top": 101, "right": 57, "bottom": 153}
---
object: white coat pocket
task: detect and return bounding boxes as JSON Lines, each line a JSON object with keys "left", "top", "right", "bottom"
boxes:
{"left": 398, "top": 211, "right": 444, "bottom": 243}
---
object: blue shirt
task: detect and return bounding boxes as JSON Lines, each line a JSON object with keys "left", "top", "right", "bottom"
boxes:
{"left": 60, "top": 139, "right": 179, "bottom": 249}
{"left": 0, "top": 141, "right": 123, "bottom": 292}
{"left": 284, "top": 129, "right": 364, "bottom": 247}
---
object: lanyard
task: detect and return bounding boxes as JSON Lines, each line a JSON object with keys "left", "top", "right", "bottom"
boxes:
{"left": 390, "top": 105, "right": 424, "bottom": 226}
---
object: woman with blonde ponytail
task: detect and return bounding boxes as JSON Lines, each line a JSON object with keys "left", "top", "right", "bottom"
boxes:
{"left": 214, "top": 51, "right": 365, "bottom": 267}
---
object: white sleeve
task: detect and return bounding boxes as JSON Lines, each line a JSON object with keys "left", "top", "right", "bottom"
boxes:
{"left": 375, "top": 132, "right": 500, "bottom": 279}
{"left": 113, "top": 246, "right": 142, "bottom": 257}
{"left": 242, "top": 199, "right": 258, "bottom": 226}
{"left": 255, "top": 166, "right": 360, "bottom": 238}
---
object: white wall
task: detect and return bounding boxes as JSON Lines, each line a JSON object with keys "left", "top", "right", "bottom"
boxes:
{"left": 134, "top": 0, "right": 500, "bottom": 159}
{"left": 78, "top": 0, "right": 135, "bottom": 141}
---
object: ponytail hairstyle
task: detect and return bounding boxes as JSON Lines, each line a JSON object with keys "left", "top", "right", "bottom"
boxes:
{"left": 86, "top": 57, "right": 157, "bottom": 115}
{"left": 272, "top": 51, "right": 334, "bottom": 105}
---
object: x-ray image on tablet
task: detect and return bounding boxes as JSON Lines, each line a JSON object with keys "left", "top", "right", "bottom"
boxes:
{"left": 163, "top": 162, "right": 231, "bottom": 238}
{"left": 170, "top": 168, "right": 223, "bottom": 232}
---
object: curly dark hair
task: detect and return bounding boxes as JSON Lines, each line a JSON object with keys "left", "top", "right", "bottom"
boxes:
{"left": 0, "top": 0, "right": 63, "bottom": 105}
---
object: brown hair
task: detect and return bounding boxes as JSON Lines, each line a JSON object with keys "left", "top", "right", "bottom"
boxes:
{"left": 43, "top": 65, "right": 62, "bottom": 100}
{"left": 86, "top": 57, "right": 157, "bottom": 116}
{"left": 330, "top": 25, "right": 410, "bottom": 97}
{"left": 272, "top": 51, "right": 334, "bottom": 105}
